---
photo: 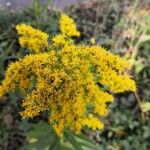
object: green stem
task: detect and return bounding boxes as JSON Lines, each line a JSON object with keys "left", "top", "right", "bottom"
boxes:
{"left": 33, "top": 0, "right": 41, "bottom": 26}
{"left": 134, "top": 92, "right": 145, "bottom": 123}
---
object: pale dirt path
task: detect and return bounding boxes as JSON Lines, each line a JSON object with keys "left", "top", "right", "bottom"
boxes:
{"left": 0, "top": 0, "right": 85, "bottom": 11}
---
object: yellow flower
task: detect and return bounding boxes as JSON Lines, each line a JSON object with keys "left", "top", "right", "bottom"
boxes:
{"left": 60, "top": 14, "right": 80, "bottom": 37}
{"left": 16, "top": 24, "right": 49, "bottom": 53}
{"left": 0, "top": 14, "right": 136, "bottom": 136}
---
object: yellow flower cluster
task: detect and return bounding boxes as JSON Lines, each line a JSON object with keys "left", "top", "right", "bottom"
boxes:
{"left": 0, "top": 14, "right": 136, "bottom": 136}
{"left": 16, "top": 24, "right": 49, "bottom": 53}
{"left": 52, "top": 14, "right": 80, "bottom": 47}
{"left": 60, "top": 14, "right": 80, "bottom": 37}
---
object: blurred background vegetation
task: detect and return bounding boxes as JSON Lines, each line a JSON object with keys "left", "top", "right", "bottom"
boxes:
{"left": 0, "top": 0, "right": 150, "bottom": 150}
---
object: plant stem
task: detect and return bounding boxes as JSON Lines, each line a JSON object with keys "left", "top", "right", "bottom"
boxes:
{"left": 134, "top": 92, "right": 145, "bottom": 123}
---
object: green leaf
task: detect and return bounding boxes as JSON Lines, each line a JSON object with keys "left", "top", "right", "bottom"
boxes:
{"left": 141, "top": 102, "right": 150, "bottom": 112}
{"left": 49, "top": 137, "right": 61, "bottom": 150}
{"left": 64, "top": 132, "right": 100, "bottom": 150}
{"left": 75, "top": 134, "right": 100, "bottom": 150}
{"left": 65, "top": 132, "right": 84, "bottom": 150}
{"left": 135, "top": 63, "right": 145, "bottom": 74}
{"left": 25, "top": 121, "right": 55, "bottom": 150}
